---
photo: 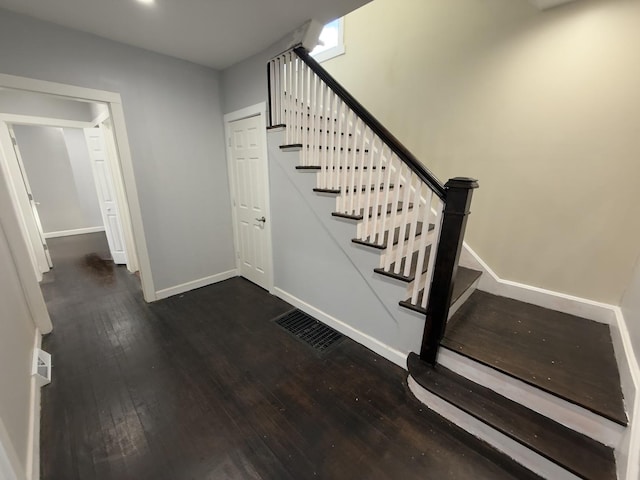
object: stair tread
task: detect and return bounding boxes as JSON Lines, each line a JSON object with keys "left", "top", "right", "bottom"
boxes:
{"left": 297, "top": 165, "right": 384, "bottom": 171}
{"left": 399, "top": 266, "right": 482, "bottom": 314}
{"left": 352, "top": 222, "right": 433, "bottom": 250}
{"left": 332, "top": 201, "right": 411, "bottom": 221}
{"left": 280, "top": 143, "right": 368, "bottom": 153}
{"left": 407, "top": 354, "right": 617, "bottom": 480}
{"left": 314, "top": 183, "right": 395, "bottom": 195}
{"left": 441, "top": 290, "right": 627, "bottom": 426}
{"left": 374, "top": 245, "right": 431, "bottom": 283}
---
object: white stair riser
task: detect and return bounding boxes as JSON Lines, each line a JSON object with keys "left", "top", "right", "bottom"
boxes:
{"left": 437, "top": 348, "right": 625, "bottom": 448}
{"left": 408, "top": 376, "right": 582, "bottom": 480}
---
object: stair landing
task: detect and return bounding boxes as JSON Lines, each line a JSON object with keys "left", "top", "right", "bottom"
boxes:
{"left": 441, "top": 290, "right": 627, "bottom": 426}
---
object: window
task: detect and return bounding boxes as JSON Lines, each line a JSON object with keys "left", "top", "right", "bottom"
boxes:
{"left": 310, "top": 18, "right": 345, "bottom": 63}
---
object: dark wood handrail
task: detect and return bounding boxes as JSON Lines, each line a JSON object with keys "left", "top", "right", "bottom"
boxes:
{"left": 293, "top": 46, "right": 447, "bottom": 201}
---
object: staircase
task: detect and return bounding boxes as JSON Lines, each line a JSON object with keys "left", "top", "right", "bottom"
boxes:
{"left": 267, "top": 46, "right": 628, "bottom": 479}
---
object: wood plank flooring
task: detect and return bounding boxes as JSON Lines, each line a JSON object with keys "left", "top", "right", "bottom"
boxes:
{"left": 40, "top": 233, "right": 541, "bottom": 480}
{"left": 442, "top": 290, "right": 627, "bottom": 425}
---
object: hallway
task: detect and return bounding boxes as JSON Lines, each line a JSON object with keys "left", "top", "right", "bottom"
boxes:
{"left": 39, "top": 233, "right": 540, "bottom": 480}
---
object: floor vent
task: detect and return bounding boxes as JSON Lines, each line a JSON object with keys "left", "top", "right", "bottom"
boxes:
{"left": 274, "top": 309, "right": 343, "bottom": 353}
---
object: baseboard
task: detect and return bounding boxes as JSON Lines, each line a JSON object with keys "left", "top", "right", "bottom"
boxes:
{"left": 26, "top": 329, "right": 42, "bottom": 480}
{"left": 460, "top": 242, "right": 616, "bottom": 325}
{"left": 43, "top": 226, "right": 105, "bottom": 239}
{"left": 155, "top": 269, "right": 238, "bottom": 300}
{"left": 459, "top": 241, "right": 640, "bottom": 479}
{"left": 272, "top": 287, "right": 408, "bottom": 369}
{"left": 612, "top": 307, "right": 640, "bottom": 480}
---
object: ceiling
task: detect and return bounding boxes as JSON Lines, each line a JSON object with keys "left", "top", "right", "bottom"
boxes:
{"left": 0, "top": 0, "right": 370, "bottom": 70}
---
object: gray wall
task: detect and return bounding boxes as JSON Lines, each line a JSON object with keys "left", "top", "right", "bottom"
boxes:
{"left": 63, "top": 128, "right": 103, "bottom": 229}
{"left": 269, "top": 131, "right": 423, "bottom": 362}
{"left": 0, "top": 221, "right": 37, "bottom": 474}
{"left": 0, "top": 8, "right": 235, "bottom": 292}
{"left": 0, "top": 89, "right": 94, "bottom": 122}
{"left": 622, "top": 256, "right": 640, "bottom": 367}
{"left": 221, "top": 34, "right": 291, "bottom": 114}
{"left": 13, "top": 125, "right": 102, "bottom": 234}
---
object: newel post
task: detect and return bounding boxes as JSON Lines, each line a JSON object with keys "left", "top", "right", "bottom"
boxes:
{"left": 421, "top": 177, "right": 479, "bottom": 365}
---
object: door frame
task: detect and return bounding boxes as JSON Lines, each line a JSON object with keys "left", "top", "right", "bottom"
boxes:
{"left": 224, "top": 102, "right": 274, "bottom": 292}
{"left": 0, "top": 417, "right": 21, "bottom": 480}
{"left": 0, "top": 73, "right": 156, "bottom": 302}
{"left": 6, "top": 124, "right": 53, "bottom": 269}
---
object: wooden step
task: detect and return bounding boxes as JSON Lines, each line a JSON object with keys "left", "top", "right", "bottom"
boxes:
{"left": 399, "top": 266, "right": 482, "bottom": 315}
{"left": 331, "top": 201, "right": 412, "bottom": 221}
{"left": 299, "top": 127, "right": 352, "bottom": 137}
{"left": 374, "top": 246, "right": 431, "bottom": 283}
{"left": 407, "top": 354, "right": 617, "bottom": 480}
{"left": 297, "top": 164, "right": 384, "bottom": 171}
{"left": 352, "top": 222, "right": 427, "bottom": 250}
{"left": 313, "top": 183, "right": 396, "bottom": 195}
{"left": 441, "top": 290, "right": 627, "bottom": 426}
{"left": 280, "top": 144, "right": 368, "bottom": 153}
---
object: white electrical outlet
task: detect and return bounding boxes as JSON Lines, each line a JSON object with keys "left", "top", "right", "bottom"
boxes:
{"left": 32, "top": 348, "right": 52, "bottom": 387}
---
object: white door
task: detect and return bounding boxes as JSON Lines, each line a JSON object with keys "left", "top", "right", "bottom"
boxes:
{"left": 8, "top": 127, "right": 53, "bottom": 269}
{"left": 229, "top": 114, "right": 272, "bottom": 289}
{"left": 84, "top": 127, "right": 127, "bottom": 264}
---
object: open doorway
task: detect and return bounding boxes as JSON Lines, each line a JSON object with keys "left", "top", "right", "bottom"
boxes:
{"left": 0, "top": 73, "right": 155, "bottom": 302}
{"left": 8, "top": 121, "right": 128, "bottom": 267}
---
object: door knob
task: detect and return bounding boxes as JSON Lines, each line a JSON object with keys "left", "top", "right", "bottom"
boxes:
{"left": 255, "top": 216, "right": 266, "bottom": 223}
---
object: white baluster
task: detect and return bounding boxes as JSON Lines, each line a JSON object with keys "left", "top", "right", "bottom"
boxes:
{"left": 338, "top": 109, "right": 354, "bottom": 213}
{"left": 420, "top": 198, "right": 444, "bottom": 309}
{"left": 382, "top": 157, "right": 404, "bottom": 269}
{"left": 393, "top": 168, "right": 413, "bottom": 273}
{"left": 410, "top": 187, "right": 433, "bottom": 304}
{"left": 319, "top": 85, "right": 329, "bottom": 189}
{"left": 402, "top": 176, "right": 421, "bottom": 277}
{"left": 371, "top": 143, "right": 388, "bottom": 243}
{"left": 361, "top": 134, "right": 377, "bottom": 240}
{"left": 347, "top": 117, "right": 361, "bottom": 214}
{"left": 286, "top": 53, "right": 293, "bottom": 145}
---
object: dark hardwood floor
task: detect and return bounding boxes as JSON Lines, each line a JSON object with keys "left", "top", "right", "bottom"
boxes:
{"left": 40, "top": 233, "right": 541, "bottom": 480}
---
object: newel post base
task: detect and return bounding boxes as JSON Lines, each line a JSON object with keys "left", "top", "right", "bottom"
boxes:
{"left": 420, "top": 177, "right": 478, "bottom": 365}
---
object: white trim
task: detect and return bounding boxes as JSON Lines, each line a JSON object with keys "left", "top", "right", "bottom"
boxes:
{"left": 0, "top": 73, "right": 120, "bottom": 104}
{"left": 459, "top": 241, "right": 640, "bottom": 478}
{"left": 25, "top": 331, "right": 42, "bottom": 480}
{"left": 0, "top": 418, "right": 23, "bottom": 480}
{"left": 90, "top": 110, "right": 110, "bottom": 128}
{"left": 224, "top": 102, "right": 275, "bottom": 292}
{"left": 460, "top": 242, "right": 615, "bottom": 324}
{"left": 223, "top": 103, "right": 268, "bottom": 124}
{"left": 0, "top": 136, "right": 52, "bottom": 334}
{"left": 612, "top": 307, "right": 640, "bottom": 480}
{"left": 0, "top": 114, "right": 94, "bottom": 130}
{"left": 272, "top": 287, "right": 408, "bottom": 369}
{"left": 438, "top": 348, "right": 624, "bottom": 447}
{"left": 155, "top": 269, "right": 238, "bottom": 300}
{"left": 43, "top": 226, "right": 105, "bottom": 239}
{"left": 408, "top": 376, "right": 581, "bottom": 480}
{"left": 0, "top": 122, "right": 49, "bottom": 278}
{"left": 0, "top": 74, "right": 155, "bottom": 302}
